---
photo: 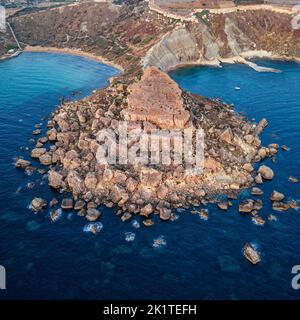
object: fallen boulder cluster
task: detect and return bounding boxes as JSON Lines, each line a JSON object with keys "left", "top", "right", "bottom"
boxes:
{"left": 15, "top": 67, "right": 297, "bottom": 241}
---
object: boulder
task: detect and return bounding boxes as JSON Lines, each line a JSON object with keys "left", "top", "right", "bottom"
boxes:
{"left": 31, "top": 148, "right": 46, "bottom": 159}
{"left": 140, "top": 204, "right": 153, "bottom": 217}
{"left": 121, "top": 212, "right": 132, "bottom": 222}
{"left": 49, "top": 197, "right": 58, "bottom": 208}
{"left": 242, "top": 163, "right": 254, "bottom": 173}
{"left": 159, "top": 208, "right": 171, "bottom": 221}
{"left": 255, "top": 173, "right": 263, "bottom": 184}
{"left": 74, "top": 200, "right": 85, "bottom": 211}
{"left": 126, "top": 177, "right": 138, "bottom": 193}
{"left": 243, "top": 243, "right": 261, "bottom": 265}
{"left": 84, "top": 173, "right": 98, "bottom": 190}
{"left": 86, "top": 208, "right": 101, "bottom": 221}
{"left": 61, "top": 198, "right": 73, "bottom": 210}
{"left": 219, "top": 128, "right": 233, "bottom": 144}
{"left": 48, "top": 170, "right": 64, "bottom": 189}
{"left": 31, "top": 197, "right": 47, "bottom": 212}
{"left": 253, "top": 199, "right": 263, "bottom": 211}
{"left": 270, "top": 190, "right": 285, "bottom": 202}
{"left": 255, "top": 118, "right": 268, "bottom": 135}
{"left": 272, "top": 201, "right": 289, "bottom": 212}
{"left": 67, "top": 171, "right": 84, "bottom": 196}
{"left": 238, "top": 199, "right": 254, "bottom": 213}
{"left": 258, "top": 165, "right": 274, "bottom": 180}
{"left": 39, "top": 153, "right": 52, "bottom": 165}
{"left": 218, "top": 202, "right": 229, "bottom": 210}
{"left": 289, "top": 176, "right": 298, "bottom": 183}
{"left": 142, "top": 219, "right": 154, "bottom": 227}
{"left": 251, "top": 187, "right": 263, "bottom": 196}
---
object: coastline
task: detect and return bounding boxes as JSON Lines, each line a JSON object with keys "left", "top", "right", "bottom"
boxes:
{"left": 23, "top": 46, "right": 124, "bottom": 72}
{"left": 166, "top": 51, "right": 300, "bottom": 73}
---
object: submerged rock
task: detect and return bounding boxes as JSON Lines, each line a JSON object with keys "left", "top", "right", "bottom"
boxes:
{"left": 289, "top": 176, "right": 298, "bottom": 183}
{"left": 31, "top": 197, "right": 47, "bottom": 212}
{"left": 124, "top": 232, "right": 135, "bottom": 242}
{"left": 50, "top": 208, "right": 62, "bottom": 222}
{"left": 83, "top": 222, "right": 103, "bottom": 235}
{"left": 152, "top": 236, "right": 167, "bottom": 249}
{"left": 243, "top": 243, "right": 261, "bottom": 265}
{"left": 49, "top": 197, "right": 58, "bottom": 208}
{"left": 199, "top": 209, "right": 209, "bottom": 220}
{"left": 15, "top": 158, "right": 31, "bottom": 168}
{"left": 251, "top": 215, "right": 265, "bottom": 226}
{"left": 218, "top": 255, "right": 240, "bottom": 272}
{"left": 132, "top": 220, "right": 140, "bottom": 229}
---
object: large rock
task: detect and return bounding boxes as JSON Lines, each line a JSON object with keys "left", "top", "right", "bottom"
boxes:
{"left": 219, "top": 128, "right": 233, "bottom": 144}
{"left": 86, "top": 208, "right": 101, "bottom": 222}
{"left": 270, "top": 190, "right": 285, "bottom": 202}
{"left": 15, "top": 159, "right": 31, "bottom": 168}
{"left": 48, "top": 170, "right": 64, "bottom": 189}
{"left": 84, "top": 173, "right": 98, "bottom": 190}
{"left": 31, "top": 148, "right": 46, "bottom": 159}
{"left": 31, "top": 197, "right": 47, "bottom": 212}
{"left": 122, "top": 66, "right": 189, "bottom": 129}
{"left": 159, "top": 208, "right": 172, "bottom": 221}
{"left": 243, "top": 244, "right": 261, "bottom": 265}
{"left": 238, "top": 199, "right": 254, "bottom": 213}
{"left": 251, "top": 187, "right": 263, "bottom": 196}
{"left": 61, "top": 198, "right": 73, "bottom": 210}
{"left": 39, "top": 153, "right": 52, "bottom": 165}
{"left": 258, "top": 165, "right": 274, "bottom": 180}
{"left": 272, "top": 201, "right": 289, "bottom": 212}
{"left": 67, "top": 171, "right": 84, "bottom": 196}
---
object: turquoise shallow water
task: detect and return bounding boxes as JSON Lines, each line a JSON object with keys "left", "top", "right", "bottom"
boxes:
{"left": 0, "top": 54, "right": 300, "bottom": 299}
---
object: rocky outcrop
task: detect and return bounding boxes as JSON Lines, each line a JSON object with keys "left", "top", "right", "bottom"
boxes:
{"left": 26, "top": 65, "right": 272, "bottom": 221}
{"left": 143, "top": 28, "right": 200, "bottom": 71}
{"left": 122, "top": 66, "right": 190, "bottom": 129}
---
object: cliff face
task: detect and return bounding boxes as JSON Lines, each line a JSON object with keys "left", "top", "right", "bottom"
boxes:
{"left": 144, "top": 10, "right": 300, "bottom": 70}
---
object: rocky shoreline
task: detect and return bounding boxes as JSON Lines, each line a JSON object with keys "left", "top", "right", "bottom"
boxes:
{"left": 7, "top": 1, "right": 300, "bottom": 264}
{"left": 16, "top": 64, "right": 295, "bottom": 232}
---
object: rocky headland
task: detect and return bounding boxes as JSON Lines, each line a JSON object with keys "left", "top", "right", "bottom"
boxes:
{"left": 5, "top": 1, "right": 300, "bottom": 231}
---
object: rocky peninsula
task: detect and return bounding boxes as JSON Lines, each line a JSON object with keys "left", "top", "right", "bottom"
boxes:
{"left": 5, "top": 1, "right": 300, "bottom": 228}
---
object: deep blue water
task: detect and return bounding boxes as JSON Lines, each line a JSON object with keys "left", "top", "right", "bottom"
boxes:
{"left": 0, "top": 54, "right": 300, "bottom": 300}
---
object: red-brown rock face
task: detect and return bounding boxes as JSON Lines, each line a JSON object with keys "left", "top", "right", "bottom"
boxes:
{"left": 122, "top": 66, "right": 190, "bottom": 129}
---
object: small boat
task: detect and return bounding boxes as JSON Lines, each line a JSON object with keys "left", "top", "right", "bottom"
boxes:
{"left": 234, "top": 86, "right": 241, "bottom": 91}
